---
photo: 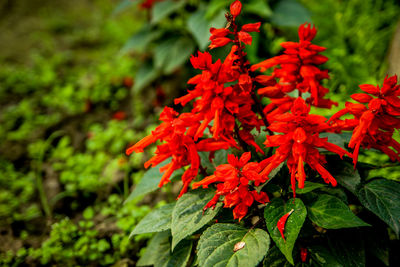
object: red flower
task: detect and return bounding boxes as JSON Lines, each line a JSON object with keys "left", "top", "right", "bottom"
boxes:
{"left": 251, "top": 23, "right": 336, "bottom": 119}
{"left": 328, "top": 75, "right": 400, "bottom": 165}
{"left": 260, "top": 98, "right": 351, "bottom": 196}
{"left": 230, "top": 0, "right": 242, "bottom": 18}
{"left": 126, "top": 107, "right": 230, "bottom": 197}
{"left": 192, "top": 152, "right": 269, "bottom": 221}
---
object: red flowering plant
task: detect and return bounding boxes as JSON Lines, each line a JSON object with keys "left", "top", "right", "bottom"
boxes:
{"left": 126, "top": 1, "right": 400, "bottom": 266}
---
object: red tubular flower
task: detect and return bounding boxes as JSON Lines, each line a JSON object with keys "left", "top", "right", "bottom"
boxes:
{"left": 328, "top": 75, "right": 400, "bottom": 165}
{"left": 277, "top": 209, "right": 294, "bottom": 241}
{"left": 260, "top": 98, "right": 351, "bottom": 196}
{"left": 230, "top": 0, "right": 242, "bottom": 18}
{"left": 251, "top": 23, "right": 336, "bottom": 121}
{"left": 126, "top": 107, "right": 231, "bottom": 197}
{"left": 192, "top": 152, "right": 269, "bottom": 221}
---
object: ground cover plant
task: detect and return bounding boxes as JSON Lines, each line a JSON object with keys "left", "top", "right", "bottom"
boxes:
{"left": 126, "top": 1, "right": 400, "bottom": 266}
{"left": 1, "top": 0, "right": 399, "bottom": 266}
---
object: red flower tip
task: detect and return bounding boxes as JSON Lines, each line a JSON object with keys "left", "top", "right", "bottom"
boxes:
{"left": 241, "top": 22, "right": 261, "bottom": 32}
{"left": 298, "top": 23, "right": 317, "bottom": 42}
{"left": 230, "top": 0, "right": 242, "bottom": 17}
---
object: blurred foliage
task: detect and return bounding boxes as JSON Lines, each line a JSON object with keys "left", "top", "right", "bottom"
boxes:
{"left": 0, "top": 0, "right": 399, "bottom": 265}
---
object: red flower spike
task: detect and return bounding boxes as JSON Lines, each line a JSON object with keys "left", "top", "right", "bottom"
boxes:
{"left": 230, "top": 0, "right": 242, "bottom": 17}
{"left": 251, "top": 23, "right": 336, "bottom": 113}
{"left": 261, "top": 98, "right": 350, "bottom": 193}
{"left": 277, "top": 209, "right": 294, "bottom": 241}
{"left": 328, "top": 75, "right": 400, "bottom": 166}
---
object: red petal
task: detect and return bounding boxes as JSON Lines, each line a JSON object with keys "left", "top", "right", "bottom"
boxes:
{"left": 351, "top": 93, "right": 373, "bottom": 103}
{"left": 230, "top": 0, "right": 242, "bottom": 17}
{"left": 359, "top": 84, "right": 379, "bottom": 95}
{"left": 241, "top": 22, "right": 261, "bottom": 32}
{"left": 238, "top": 31, "right": 252, "bottom": 45}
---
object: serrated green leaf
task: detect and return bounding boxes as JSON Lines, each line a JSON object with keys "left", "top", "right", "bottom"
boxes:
{"left": 290, "top": 181, "right": 326, "bottom": 194}
{"left": 137, "top": 231, "right": 192, "bottom": 267}
{"left": 264, "top": 198, "right": 307, "bottom": 264}
{"left": 197, "top": 223, "right": 270, "bottom": 267}
{"left": 271, "top": 0, "right": 311, "bottom": 27}
{"left": 130, "top": 203, "right": 175, "bottom": 237}
{"left": 124, "top": 159, "right": 170, "bottom": 204}
{"left": 171, "top": 189, "right": 221, "bottom": 250}
{"left": 357, "top": 179, "right": 400, "bottom": 237}
{"left": 137, "top": 231, "right": 168, "bottom": 266}
{"left": 120, "top": 26, "right": 162, "bottom": 54}
{"left": 151, "top": 0, "right": 185, "bottom": 25}
{"left": 133, "top": 60, "right": 159, "bottom": 92}
{"left": 154, "top": 38, "right": 195, "bottom": 74}
{"left": 187, "top": 8, "right": 226, "bottom": 50}
{"left": 308, "top": 194, "right": 370, "bottom": 229}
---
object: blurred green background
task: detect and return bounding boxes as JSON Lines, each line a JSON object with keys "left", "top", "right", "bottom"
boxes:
{"left": 0, "top": 0, "right": 399, "bottom": 265}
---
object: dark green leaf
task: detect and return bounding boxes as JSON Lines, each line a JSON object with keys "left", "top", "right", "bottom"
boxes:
{"left": 308, "top": 246, "right": 342, "bottom": 267}
{"left": 188, "top": 8, "right": 227, "bottom": 50}
{"left": 154, "top": 38, "right": 195, "bottom": 74}
{"left": 120, "top": 26, "right": 162, "bottom": 54}
{"left": 199, "top": 149, "right": 229, "bottom": 175}
{"left": 308, "top": 194, "right": 370, "bottom": 229}
{"left": 271, "top": 0, "right": 311, "bottom": 27}
{"left": 357, "top": 179, "right": 400, "bottom": 237}
{"left": 264, "top": 198, "right": 307, "bottom": 264}
{"left": 327, "top": 159, "right": 361, "bottom": 194}
{"left": 130, "top": 203, "right": 175, "bottom": 237}
{"left": 124, "top": 159, "right": 170, "bottom": 203}
{"left": 151, "top": 0, "right": 185, "bottom": 25}
{"left": 290, "top": 181, "right": 326, "bottom": 194}
{"left": 197, "top": 223, "right": 270, "bottom": 267}
{"left": 137, "top": 231, "right": 192, "bottom": 267}
{"left": 263, "top": 246, "right": 292, "bottom": 267}
{"left": 133, "top": 60, "right": 159, "bottom": 92}
{"left": 171, "top": 188, "right": 221, "bottom": 250}
{"left": 327, "top": 230, "right": 366, "bottom": 267}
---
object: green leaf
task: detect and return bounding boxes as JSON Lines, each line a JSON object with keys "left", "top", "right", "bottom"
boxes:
{"left": 171, "top": 188, "right": 221, "bottom": 250}
{"left": 199, "top": 149, "right": 229, "bottom": 174}
{"left": 244, "top": 0, "right": 272, "bottom": 18}
{"left": 327, "top": 230, "right": 366, "bottom": 267}
{"left": 271, "top": 0, "right": 311, "bottom": 27}
{"left": 137, "top": 231, "right": 192, "bottom": 267}
{"left": 308, "top": 246, "right": 342, "bottom": 267}
{"left": 154, "top": 38, "right": 195, "bottom": 74}
{"left": 151, "top": 0, "right": 185, "bottom": 25}
{"left": 124, "top": 159, "right": 170, "bottom": 203}
{"left": 133, "top": 60, "right": 159, "bottom": 92}
{"left": 319, "top": 133, "right": 346, "bottom": 149}
{"left": 326, "top": 158, "right": 361, "bottom": 194}
{"left": 308, "top": 194, "right": 370, "bottom": 229}
{"left": 187, "top": 8, "right": 226, "bottom": 50}
{"left": 264, "top": 198, "right": 307, "bottom": 264}
{"left": 262, "top": 246, "right": 292, "bottom": 267}
{"left": 290, "top": 181, "right": 326, "bottom": 194}
{"left": 120, "top": 26, "right": 162, "bottom": 54}
{"left": 130, "top": 203, "right": 175, "bottom": 237}
{"left": 197, "top": 223, "right": 270, "bottom": 267}
{"left": 357, "top": 179, "right": 400, "bottom": 237}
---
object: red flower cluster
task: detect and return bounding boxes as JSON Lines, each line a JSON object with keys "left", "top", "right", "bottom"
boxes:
{"left": 192, "top": 152, "right": 269, "bottom": 221}
{"left": 260, "top": 98, "right": 351, "bottom": 196}
{"left": 126, "top": 107, "right": 230, "bottom": 197}
{"left": 251, "top": 23, "right": 337, "bottom": 122}
{"left": 328, "top": 75, "right": 400, "bottom": 165}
